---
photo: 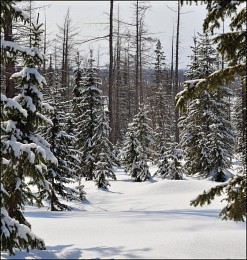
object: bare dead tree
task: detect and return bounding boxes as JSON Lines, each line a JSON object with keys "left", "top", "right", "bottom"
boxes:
{"left": 114, "top": 4, "right": 122, "bottom": 143}
{"left": 43, "top": 11, "right": 47, "bottom": 72}
{"left": 174, "top": 0, "right": 180, "bottom": 143}
{"left": 109, "top": 0, "right": 115, "bottom": 144}
{"left": 56, "top": 7, "right": 79, "bottom": 101}
{"left": 135, "top": 0, "right": 139, "bottom": 114}
{"left": 166, "top": 1, "right": 194, "bottom": 143}
{"left": 171, "top": 22, "right": 174, "bottom": 94}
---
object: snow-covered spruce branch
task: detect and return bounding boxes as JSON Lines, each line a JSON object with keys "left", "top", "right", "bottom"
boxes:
{"left": 1, "top": 39, "right": 45, "bottom": 62}
{"left": 176, "top": 63, "right": 246, "bottom": 111}
{"left": 1, "top": 93, "right": 27, "bottom": 117}
{"left": 190, "top": 174, "right": 246, "bottom": 221}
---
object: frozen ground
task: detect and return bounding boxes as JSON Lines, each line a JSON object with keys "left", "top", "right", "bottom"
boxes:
{"left": 1, "top": 166, "right": 246, "bottom": 259}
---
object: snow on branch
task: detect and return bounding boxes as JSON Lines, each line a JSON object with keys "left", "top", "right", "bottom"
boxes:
{"left": 29, "top": 134, "right": 58, "bottom": 165}
{"left": 0, "top": 207, "right": 45, "bottom": 246}
{"left": 1, "top": 39, "right": 45, "bottom": 62}
{"left": 176, "top": 63, "right": 246, "bottom": 111}
{"left": 1, "top": 93, "right": 27, "bottom": 117}
{"left": 12, "top": 5, "right": 30, "bottom": 21}
{"left": 4, "top": 140, "right": 40, "bottom": 164}
{"left": 10, "top": 67, "right": 47, "bottom": 87}
{"left": 175, "top": 79, "right": 205, "bottom": 111}
{"left": 36, "top": 112, "right": 53, "bottom": 125}
{"left": 42, "top": 102, "right": 54, "bottom": 112}
{"left": 1, "top": 39, "right": 33, "bottom": 56}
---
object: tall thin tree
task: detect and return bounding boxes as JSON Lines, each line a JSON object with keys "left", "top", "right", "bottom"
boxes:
{"left": 174, "top": 0, "right": 180, "bottom": 143}
{"left": 109, "top": 0, "right": 114, "bottom": 144}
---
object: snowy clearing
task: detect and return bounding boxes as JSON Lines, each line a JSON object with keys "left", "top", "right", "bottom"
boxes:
{"left": 1, "top": 166, "right": 246, "bottom": 259}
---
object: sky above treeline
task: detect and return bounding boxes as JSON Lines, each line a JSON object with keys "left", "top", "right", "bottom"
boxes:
{"left": 34, "top": 1, "right": 227, "bottom": 69}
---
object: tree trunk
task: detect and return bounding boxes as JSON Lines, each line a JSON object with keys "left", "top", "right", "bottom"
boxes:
{"left": 43, "top": 12, "right": 47, "bottom": 72}
{"left": 171, "top": 23, "right": 174, "bottom": 95}
{"left": 4, "top": 8, "right": 15, "bottom": 98}
{"left": 135, "top": 0, "right": 139, "bottom": 114}
{"left": 109, "top": 0, "right": 115, "bottom": 144}
{"left": 139, "top": 21, "right": 143, "bottom": 104}
{"left": 242, "top": 82, "right": 246, "bottom": 152}
{"left": 50, "top": 177, "right": 57, "bottom": 211}
{"left": 114, "top": 5, "right": 121, "bottom": 142}
{"left": 174, "top": 1, "right": 180, "bottom": 143}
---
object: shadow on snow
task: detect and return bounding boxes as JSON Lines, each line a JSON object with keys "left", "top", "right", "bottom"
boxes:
{"left": 1, "top": 244, "right": 152, "bottom": 259}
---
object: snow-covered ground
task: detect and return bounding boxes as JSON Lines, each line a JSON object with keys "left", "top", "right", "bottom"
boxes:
{"left": 1, "top": 166, "right": 246, "bottom": 259}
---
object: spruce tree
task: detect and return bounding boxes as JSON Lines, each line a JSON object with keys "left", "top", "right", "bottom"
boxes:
{"left": 179, "top": 32, "right": 234, "bottom": 182}
{"left": 177, "top": 1, "right": 246, "bottom": 108}
{"left": 155, "top": 143, "right": 184, "bottom": 180}
{"left": 93, "top": 107, "right": 116, "bottom": 189}
{"left": 134, "top": 152, "right": 152, "bottom": 182}
{"left": 0, "top": 184, "right": 45, "bottom": 255}
{"left": 153, "top": 124, "right": 167, "bottom": 163}
{"left": 184, "top": 35, "right": 201, "bottom": 79}
{"left": 151, "top": 40, "right": 173, "bottom": 157}
{"left": 73, "top": 50, "right": 115, "bottom": 183}
{"left": 1, "top": 94, "right": 46, "bottom": 255}
{"left": 72, "top": 51, "right": 100, "bottom": 180}
{"left": 40, "top": 57, "right": 85, "bottom": 210}
{"left": 181, "top": 0, "right": 246, "bottom": 221}
{"left": 44, "top": 111, "right": 85, "bottom": 210}
{"left": 179, "top": 95, "right": 210, "bottom": 177}
{"left": 7, "top": 21, "right": 58, "bottom": 207}
{"left": 132, "top": 104, "right": 155, "bottom": 161}
{"left": 121, "top": 123, "right": 152, "bottom": 182}
{"left": 206, "top": 87, "right": 235, "bottom": 182}
{"left": 112, "top": 137, "right": 124, "bottom": 167}
{"left": 1, "top": 8, "right": 56, "bottom": 253}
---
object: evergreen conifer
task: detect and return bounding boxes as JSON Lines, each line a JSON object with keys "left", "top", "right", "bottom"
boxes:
{"left": 179, "top": 32, "right": 234, "bottom": 181}
{"left": 1, "top": 7, "right": 56, "bottom": 253}
{"left": 155, "top": 143, "right": 184, "bottom": 180}
{"left": 181, "top": 0, "right": 246, "bottom": 221}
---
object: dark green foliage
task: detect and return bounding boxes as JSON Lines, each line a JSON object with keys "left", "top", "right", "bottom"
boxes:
{"left": 1, "top": 180, "right": 45, "bottom": 255}
{"left": 184, "top": 32, "right": 219, "bottom": 80}
{"left": 153, "top": 125, "right": 167, "bottom": 163}
{"left": 233, "top": 78, "right": 246, "bottom": 163}
{"left": 72, "top": 58, "right": 102, "bottom": 180}
{"left": 94, "top": 151, "right": 114, "bottom": 190}
{"left": 93, "top": 108, "right": 116, "bottom": 189}
{"left": 182, "top": 0, "right": 246, "bottom": 221}
{"left": 0, "top": 7, "right": 55, "bottom": 253}
{"left": 120, "top": 106, "right": 153, "bottom": 182}
{"left": 112, "top": 138, "right": 124, "bottom": 167}
{"left": 132, "top": 104, "right": 155, "bottom": 161}
{"left": 177, "top": 0, "right": 246, "bottom": 111}
{"left": 44, "top": 112, "right": 85, "bottom": 211}
{"left": 73, "top": 51, "right": 115, "bottom": 185}
{"left": 151, "top": 40, "right": 173, "bottom": 155}
{"left": 0, "top": 1, "right": 29, "bottom": 25}
{"left": 134, "top": 153, "right": 152, "bottom": 182}
{"left": 191, "top": 173, "right": 246, "bottom": 221}
{"left": 121, "top": 105, "right": 154, "bottom": 182}
{"left": 41, "top": 61, "right": 86, "bottom": 210}
{"left": 121, "top": 124, "right": 141, "bottom": 179}
{"left": 121, "top": 123, "right": 151, "bottom": 182}
{"left": 155, "top": 143, "right": 184, "bottom": 180}
{"left": 180, "top": 32, "right": 234, "bottom": 182}
{"left": 179, "top": 87, "right": 234, "bottom": 181}
{"left": 1, "top": 205, "right": 45, "bottom": 256}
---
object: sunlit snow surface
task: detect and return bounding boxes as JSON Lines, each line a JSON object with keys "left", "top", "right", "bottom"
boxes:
{"left": 1, "top": 166, "right": 246, "bottom": 259}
